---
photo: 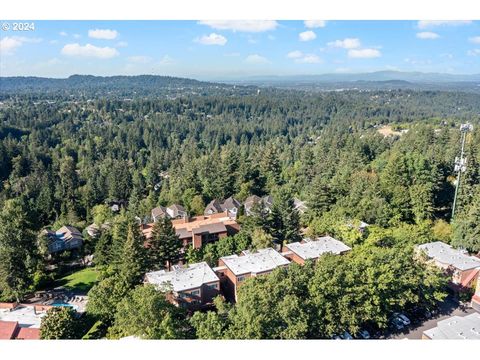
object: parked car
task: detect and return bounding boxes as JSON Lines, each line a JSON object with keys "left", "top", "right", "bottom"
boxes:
{"left": 390, "top": 316, "right": 405, "bottom": 330}
{"left": 358, "top": 329, "right": 371, "bottom": 339}
{"left": 332, "top": 331, "right": 353, "bottom": 340}
{"left": 396, "top": 313, "right": 411, "bottom": 326}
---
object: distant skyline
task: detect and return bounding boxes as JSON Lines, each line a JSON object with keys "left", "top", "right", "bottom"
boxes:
{"left": 1, "top": 20, "right": 480, "bottom": 80}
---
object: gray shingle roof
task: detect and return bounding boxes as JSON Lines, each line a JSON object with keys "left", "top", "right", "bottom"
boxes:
{"left": 220, "top": 248, "right": 290, "bottom": 276}
{"left": 145, "top": 262, "right": 219, "bottom": 292}
{"left": 423, "top": 312, "right": 480, "bottom": 339}
{"left": 417, "top": 241, "right": 480, "bottom": 271}
{"left": 286, "top": 236, "right": 351, "bottom": 260}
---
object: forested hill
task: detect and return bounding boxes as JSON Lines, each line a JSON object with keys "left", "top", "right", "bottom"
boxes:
{"left": 0, "top": 75, "right": 257, "bottom": 98}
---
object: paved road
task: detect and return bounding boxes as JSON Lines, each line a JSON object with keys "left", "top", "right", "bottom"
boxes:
{"left": 387, "top": 298, "right": 477, "bottom": 339}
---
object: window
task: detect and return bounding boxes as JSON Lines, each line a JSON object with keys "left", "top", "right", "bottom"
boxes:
{"left": 237, "top": 276, "right": 246, "bottom": 282}
{"left": 207, "top": 283, "right": 218, "bottom": 289}
{"left": 191, "top": 290, "right": 200, "bottom": 296}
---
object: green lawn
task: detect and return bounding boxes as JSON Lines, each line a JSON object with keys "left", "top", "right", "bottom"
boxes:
{"left": 53, "top": 267, "right": 99, "bottom": 294}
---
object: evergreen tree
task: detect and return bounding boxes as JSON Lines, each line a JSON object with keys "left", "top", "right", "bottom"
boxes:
{"left": 119, "top": 221, "right": 148, "bottom": 286}
{"left": 0, "top": 199, "right": 37, "bottom": 302}
{"left": 148, "top": 216, "right": 182, "bottom": 271}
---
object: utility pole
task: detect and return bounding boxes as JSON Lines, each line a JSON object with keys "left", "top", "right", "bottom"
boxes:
{"left": 451, "top": 123, "right": 473, "bottom": 219}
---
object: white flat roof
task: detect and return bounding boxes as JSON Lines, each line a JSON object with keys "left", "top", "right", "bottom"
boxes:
{"left": 417, "top": 241, "right": 480, "bottom": 271}
{"left": 145, "top": 262, "right": 219, "bottom": 292}
{"left": 220, "top": 248, "right": 290, "bottom": 276}
{"left": 286, "top": 236, "right": 351, "bottom": 260}
{"left": 423, "top": 312, "right": 480, "bottom": 339}
{"left": 0, "top": 305, "right": 46, "bottom": 328}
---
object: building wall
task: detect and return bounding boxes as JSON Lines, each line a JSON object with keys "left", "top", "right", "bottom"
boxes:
{"left": 281, "top": 246, "right": 305, "bottom": 265}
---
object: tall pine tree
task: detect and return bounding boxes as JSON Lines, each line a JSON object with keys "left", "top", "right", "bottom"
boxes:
{"left": 148, "top": 216, "right": 182, "bottom": 271}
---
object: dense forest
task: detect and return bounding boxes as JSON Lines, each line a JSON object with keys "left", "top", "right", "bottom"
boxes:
{"left": 0, "top": 75, "right": 479, "bottom": 339}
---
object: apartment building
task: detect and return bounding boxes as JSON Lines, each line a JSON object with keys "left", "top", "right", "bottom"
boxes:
{"left": 145, "top": 262, "right": 220, "bottom": 309}
{"left": 416, "top": 241, "right": 480, "bottom": 291}
{"left": 217, "top": 248, "right": 290, "bottom": 301}
{"left": 422, "top": 312, "right": 480, "bottom": 340}
{"left": 142, "top": 212, "right": 240, "bottom": 250}
{"left": 282, "top": 236, "right": 352, "bottom": 265}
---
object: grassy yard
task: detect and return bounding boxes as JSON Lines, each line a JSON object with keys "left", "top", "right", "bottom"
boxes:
{"left": 53, "top": 267, "right": 99, "bottom": 294}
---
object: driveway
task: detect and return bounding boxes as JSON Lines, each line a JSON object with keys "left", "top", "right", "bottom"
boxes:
{"left": 387, "top": 297, "right": 477, "bottom": 339}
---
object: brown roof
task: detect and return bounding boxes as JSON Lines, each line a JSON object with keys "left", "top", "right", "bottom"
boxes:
{"left": 15, "top": 327, "right": 40, "bottom": 340}
{"left": 142, "top": 214, "right": 238, "bottom": 240}
{"left": 152, "top": 206, "right": 167, "bottom": 218}
{"left": 0, "top": 321, "right": 17, "bottom": 339}
{"left": 192, "top": 222, "right": 227, "bottom": 235}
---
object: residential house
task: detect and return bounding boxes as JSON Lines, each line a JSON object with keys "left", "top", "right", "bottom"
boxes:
{"left": 204, "top": 199, "right": 223, "bottom": 215}
{"left": 151, "top": 204, "right": 188, "bottom": 221}
{"left": 151, "top": 205, "right": 168, "bottom": 222}
{"left": 142, "top": 212, "right": 240, "bottom": 251}
{"left": 204, "top": 196, "right": 241, "bottom": 218}
{"left": 282, "top": 236, "right": 352, "bottom": 265}
{"left": 145, "top": 262, "right": 220, "bottom": 309}
{"left": 416, "top": 241, "right": 480, "bottom": 291}
{"left": 167, "top": 204, "right": 187, "bottom": 219}
{"left": 243, "top": 195, "right": 261, "bottom": 216}
{"left": 0, "top": 303, "right": 50, "bottom": 340}
{"left": 243, "top": 195, "right": 273, "bottom": 216}
{"left": 217, "top": 248, "right": 290, "bottom": 301}
{"left": 41, "top": 225, "right": 83, "bottom": 254}
{"left": 0, "top": 321, "right": 40, "bottom": 340}
{"left": 85, "top": 222, "right": 111, "bottom": 238}
{"left": 293, "top": 198, "right": 308, "bottom": 214}
{"left": 422, "top": 312, "right": 480, "bottom": 339}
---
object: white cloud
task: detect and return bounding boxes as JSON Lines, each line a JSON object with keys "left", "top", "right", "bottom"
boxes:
{"left": 417, "top": 20, "right": 472, "bottom": 29}
{"left": 60, "top": 31, "right": 68, "bottom": 36}
{"left": 0, "top": 37, "right": 23, "bottom": 55}
{"left": 0, "top": 36, "right": 42, "bottom": 55}
{"left": 327, "top": 38, "right": 361, "bottom": 49}
{"left": 128, "top": 56, "right": 152, "bottom": 64}
{"left": 159, "top": 55, "right": 174, "bottom": 65}
{"left": 73, "top": 34, "right": 81, "bottom": 39}
{"left": 195, "top": 33, "right": 227, "bottom": 46}
{"left": 295, "top": 54, "right": 321, "bottom": 64}
{"left": 416, "top": 32, "right": 440, "bottom": 39}
{"left": 348, "top": 48, "right": 381, "bottom": 58}
{"left": 468, "top": 49, "right": 480, "bottom": 56}
{"left": 287, "top": 50, "right": 303, "bottom": 59}
{"left": 198, "top": 20, "right": 278, "bottom": 33}
{"left": 245, "top": 54, "right": 269, "bottom": 64}
{"left": 49, "top": 40, "right": 59, "bottom": 45}
{"left": 469, "top": 36, "right": 480, "bottom": 44}
{"left": 61, "top": 43, "right": 119, "bottom": 59}
{"left": 304, "top": 20, "right": 326, "bottom": 28}
{"left": 299, "top": 30, "right": 316, "bottom": 42}
{"left": 287, "top": 50, "right": 321, "bottom": 63}
{"left": 116, "top": 41, "right": 128, "bottom": 47}
{"left": 88, "top": 29, "right": 118, "bottom": 40}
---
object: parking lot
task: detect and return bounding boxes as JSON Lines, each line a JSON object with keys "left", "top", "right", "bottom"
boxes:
{"left": 386, "top": 297, "right": 477, "bottom": 339}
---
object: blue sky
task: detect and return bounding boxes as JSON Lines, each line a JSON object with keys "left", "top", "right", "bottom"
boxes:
{"left": 1, "top": 20, "right": 479, "bottom": 79}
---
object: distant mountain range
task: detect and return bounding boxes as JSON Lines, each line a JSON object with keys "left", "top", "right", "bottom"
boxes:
{"left": 0, "top": 75, "right": 256, "bottom": 97}
{"left": 1, "top": 72, "right": 479, "bottom": 95}
{"left": 223, "top": 71, "right": 480, "bottom": 84}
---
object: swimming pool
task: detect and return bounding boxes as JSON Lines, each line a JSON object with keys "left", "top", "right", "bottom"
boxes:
{"left": 51, "top": 301, "right": 79, "bottom": 311}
